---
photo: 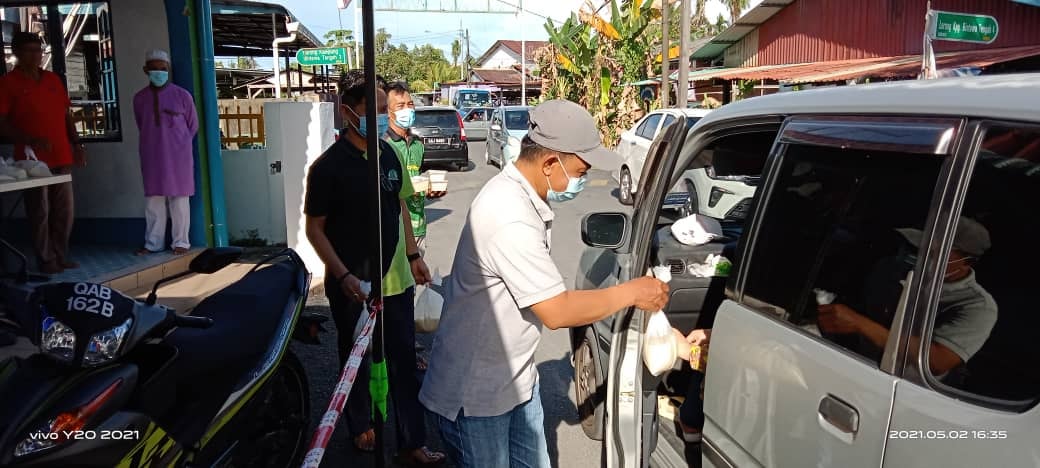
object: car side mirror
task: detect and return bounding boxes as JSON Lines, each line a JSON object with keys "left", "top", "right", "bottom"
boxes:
{"left": 189, "top": 247, "right": 244, "bottom": 274}
{"left": 582, "top": 212, "right": 629, "bottom": 249}
{"left": 490, "top": 124, "right": 502, "bottom": 131}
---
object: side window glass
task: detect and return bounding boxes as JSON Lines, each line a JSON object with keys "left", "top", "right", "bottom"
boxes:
{"left": 636, "top": 114, "right": 662, "bottom": 140}
{"left": 930, "top": 124, "right": 1040, "bottom": 406}
{"left": 742, "top": 143, "right": 944, "bottom": 365}
{"left": 661, "top": 115, "right": 677, "bottom": 136}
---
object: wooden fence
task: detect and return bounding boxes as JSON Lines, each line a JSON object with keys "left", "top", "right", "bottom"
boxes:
{"left": 218, "top": 100, "right": 265, "bottom": 149}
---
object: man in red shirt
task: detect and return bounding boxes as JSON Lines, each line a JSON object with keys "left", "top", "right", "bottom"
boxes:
{"left": 0, "top": 32, "right": 86, "bottom": 274}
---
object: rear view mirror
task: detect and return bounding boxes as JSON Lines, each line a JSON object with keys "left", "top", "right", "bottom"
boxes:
{"left": 490, "top": 124, "right": 502, "bottom": 131}
{"left": 582, "top": 212, "right": 629, "bottom": 249}
{"left": 189, "top": 247, "right": 243, "bottom": 274}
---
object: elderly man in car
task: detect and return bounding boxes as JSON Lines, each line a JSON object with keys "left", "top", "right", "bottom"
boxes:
{"left": 817, "top": 217, "right": 998, "bottom": 377}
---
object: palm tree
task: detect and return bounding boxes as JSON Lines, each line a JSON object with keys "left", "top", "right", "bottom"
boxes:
{"left": 451, "top": 39, "right": 462, "bottom": 68}
{"left": 726, "top": 0, "right": 748, "bottom": 24}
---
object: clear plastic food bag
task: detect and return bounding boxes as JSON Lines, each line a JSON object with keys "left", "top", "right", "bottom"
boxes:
{"left": 643, "top": 266, "right": 677, "bottom": 376}
{"left": 414, "top": 268, "right": 443, "bottom": 334}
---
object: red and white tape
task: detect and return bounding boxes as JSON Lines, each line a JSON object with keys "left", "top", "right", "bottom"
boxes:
{"left": 301, "top": 296, "right": 381, "bottom": 468}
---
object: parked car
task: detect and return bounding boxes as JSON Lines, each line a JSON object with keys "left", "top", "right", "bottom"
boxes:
{"left": 574, "top": 74, "right": 1040, "bottom": 468}
{"left": 462, "top": 107, "right": 494, "bottom": 141}
{"left": 484, "top": 106, "right": 530, "bottom": 168}
{"left": 411, "top": 106, "right": 469, "bottom": 171}
{"left": 615, "top": 109, "right": 711, "bottom": 206}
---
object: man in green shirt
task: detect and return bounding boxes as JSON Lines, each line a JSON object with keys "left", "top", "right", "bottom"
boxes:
{"left": 383, "top": 82, "right": 427, "bottom": 253}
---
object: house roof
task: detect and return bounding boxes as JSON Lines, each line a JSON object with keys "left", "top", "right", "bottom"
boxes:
{"left": 470, "top": 68, "right": 538, "bottom": 84}
{"left": 210, "top": 0, "right": 324, "bottom": 57}
{"left": 475, "top": 40, "right": 550, "bottom": 66}
{"left": 691, "top": 0, "right": 795, "bottom": 60}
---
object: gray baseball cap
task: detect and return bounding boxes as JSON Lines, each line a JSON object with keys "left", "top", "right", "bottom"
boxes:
{"left": 527, "top": 99, "right": 621, "bottom": 169}
{"left": 897, "top": 217, "right": 991, "bottom": 257}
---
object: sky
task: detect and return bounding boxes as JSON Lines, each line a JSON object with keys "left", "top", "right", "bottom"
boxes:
{"left": 265, "top": 0, "right": 762, "bottom": 67}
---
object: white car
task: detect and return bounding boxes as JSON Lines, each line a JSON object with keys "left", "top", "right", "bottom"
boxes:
{"left": 614, "top": 108, "right": 760, "bottom": 220}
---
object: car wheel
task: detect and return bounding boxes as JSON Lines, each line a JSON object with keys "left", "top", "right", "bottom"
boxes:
{"left": 575, "top": 329, "right": 605, "bottom": 441}
{"left": 618, "top": 168, "right": 634, "bottom": 206}
{"left": 681, "top": 178, "right": 699, "bottom": 217}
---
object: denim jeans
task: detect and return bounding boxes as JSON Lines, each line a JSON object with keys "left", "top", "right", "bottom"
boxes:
{"left": 432, "top": 383, "right": 551, "bottom": 468}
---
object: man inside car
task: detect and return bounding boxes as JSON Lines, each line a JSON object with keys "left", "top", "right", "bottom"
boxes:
{"left": 817, "top": 217, "right": 998, "bottom": 377}
{"left": 420, "top": 99, "right": 670, "bottom": 467}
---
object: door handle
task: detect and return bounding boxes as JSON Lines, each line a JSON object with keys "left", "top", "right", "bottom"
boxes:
{"left": 818, "top": 394, "right": 859, "bottom": 435}
{"left": 269, "top": 161, "right": 282, "bottom": 174}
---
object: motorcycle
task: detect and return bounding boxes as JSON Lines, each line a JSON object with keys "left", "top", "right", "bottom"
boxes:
{"left": 0, "top": 242, "right": 328, "bottom": 467}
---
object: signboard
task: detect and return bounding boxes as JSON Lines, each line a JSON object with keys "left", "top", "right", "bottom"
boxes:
{"left": 928, "top": 10, "right": 999, "bottom": 44}
{"left": 295, "top": 47, "right": 349, "bottom": 66}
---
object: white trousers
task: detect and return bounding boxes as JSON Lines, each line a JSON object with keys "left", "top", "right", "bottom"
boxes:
{"left": 145, "top": 196, "right": 190, "bottom": 251}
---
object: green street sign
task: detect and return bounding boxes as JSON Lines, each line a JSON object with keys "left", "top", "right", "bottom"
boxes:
{"left": 929, "top": 10, "right": 999, "bottom": 44}
{"left": 295, "top": 47, "right": 348, "bottom": 66}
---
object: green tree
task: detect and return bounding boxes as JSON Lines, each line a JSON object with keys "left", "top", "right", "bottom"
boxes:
{"left": 236, "top": 56, "right": 259, "bottom": 69}
{"left": 726, "top": 0, "right": 748, "bottom": 24}
{"left": 451, "top": 39, "right": 462, "bottom": 67}
{"left": 324, "top": 29, "right": 355, "bottom": 71}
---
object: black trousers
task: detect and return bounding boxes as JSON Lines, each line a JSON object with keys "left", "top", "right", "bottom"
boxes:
{"left": 326, "top": 277, "right": 426, "bottom": 451}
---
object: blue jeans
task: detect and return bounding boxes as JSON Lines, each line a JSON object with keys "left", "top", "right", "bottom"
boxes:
{"left": 433, "top": 383, "right": 551, "bottom": 468}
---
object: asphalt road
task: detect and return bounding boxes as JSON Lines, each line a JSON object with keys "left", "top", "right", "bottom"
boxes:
{"left": 292, "top": 141, "right": 626, "bottom": 468}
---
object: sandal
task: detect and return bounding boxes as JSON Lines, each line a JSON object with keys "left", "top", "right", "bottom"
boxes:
{"left": 399, "top": 446, "right": 446, "bottom": 466}
{"left": 416, "top": 352, "right": 429, "bottom": 371}
{"left": 353, "top": 429, "right": 375, "bottom": 453}
{"left": 173, "top": 247, "right": 190, "bottom": 255}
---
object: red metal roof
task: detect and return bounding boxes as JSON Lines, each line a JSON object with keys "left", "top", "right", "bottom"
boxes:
{"left": 755, "top": 0, "right": 1040, "bottom": 66}
{"left": 686, "top": 45, "right": 1040, "bottom": 83}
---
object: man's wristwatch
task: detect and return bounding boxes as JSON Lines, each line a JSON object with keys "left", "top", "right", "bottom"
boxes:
{"left": 407, "top": 252, "right": 422, "bottom": 262}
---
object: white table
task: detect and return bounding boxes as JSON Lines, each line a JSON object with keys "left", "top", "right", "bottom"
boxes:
{"left": 0, "top": 174, "right": 72, "bottom": 194}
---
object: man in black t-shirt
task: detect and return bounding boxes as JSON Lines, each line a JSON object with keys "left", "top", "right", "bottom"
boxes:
{"left": 303, "top": 70, "right": 442, "bottom": 464}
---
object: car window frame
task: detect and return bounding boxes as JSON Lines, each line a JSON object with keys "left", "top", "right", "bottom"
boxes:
{"left": 636, "top": 113, "right": 663, "bottom": 141}
{"left": 903, "top": 118, "right": 1040, "bottom": 413}
{"left": 731, "top": 115, "right": 965, "bottom": 373}
{"left": 660, "top": 114, "right": 677, "bottom": 138}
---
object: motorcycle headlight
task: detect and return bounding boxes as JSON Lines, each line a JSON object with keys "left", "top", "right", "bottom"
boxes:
{"left": 83, "top": 318, "right": 132, "bottom": 366}
{"left": 41, "top": 317, "right": 75, "bottom": 363}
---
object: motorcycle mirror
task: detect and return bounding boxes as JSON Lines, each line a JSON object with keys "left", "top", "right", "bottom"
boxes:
{"left": 189, "top": 247, "right": 244, "bottom": 275}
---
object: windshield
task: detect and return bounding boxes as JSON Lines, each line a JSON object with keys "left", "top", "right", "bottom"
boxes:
{"left": 459, "top": 91, "right": 491, "bottom": 108}
{"left": 505, "top": 110, "right": 530, "bottom": 131}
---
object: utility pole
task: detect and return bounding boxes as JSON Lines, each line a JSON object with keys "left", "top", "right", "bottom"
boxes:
{"left": 678, "top": 0, "right": 690, "bottom": 108}
{"left": 354, "top": 1, "right": 361, "bottom": 66}
{"left": 459, "top": 21, "right": 465, "bottom": 81}
{"left": 520, "top": 0, "right": 526, "bottom": 104}
{"left": 660, "top": 0, "right": 670, "bottom": 108}
{"left": 465, "top": 29, "right": 471, "bottom": 83}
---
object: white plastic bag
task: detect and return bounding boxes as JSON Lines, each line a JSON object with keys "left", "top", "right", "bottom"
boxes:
{"left": 643, "top": 266, "right": 677, "bottom": 376}
{"left": 670, "top": 213, "right": 723, "bottom": 246}
{"left": 414, "top": 268, "right": 443, "bottom": 334}
{"left": 14, "top": 150, "right": 52, "bottom": 177}
{"left": 0, "top": 158, "right": 27, "bottom": 180}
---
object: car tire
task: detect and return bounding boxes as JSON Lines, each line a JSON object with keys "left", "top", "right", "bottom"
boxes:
{"left": 574, "top": 328, "right": 605, "bottom": 441}
{"left": 619, "top": 167, "right": 634, "bottom": 206}
{"left": 682, "top": 178, "right": 699, "bottom": 217}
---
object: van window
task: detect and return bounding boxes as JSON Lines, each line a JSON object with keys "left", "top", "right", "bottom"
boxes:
{"left": 927, "top": 124, "right": 1040, "bottom": 406}
{"left": 741, "top": 143, "right": 944, "bottom": 365}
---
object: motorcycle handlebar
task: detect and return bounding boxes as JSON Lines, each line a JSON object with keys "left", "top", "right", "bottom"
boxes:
{"left": 172, "top": 314, "right": 214, "bottom": 329}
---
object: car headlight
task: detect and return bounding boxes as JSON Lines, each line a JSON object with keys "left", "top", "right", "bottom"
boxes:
{"left": 84, "top": 318, "right": 132, "bottom": 366}
{"left": 41, "top": 317, "right": 75, "bottom": 363}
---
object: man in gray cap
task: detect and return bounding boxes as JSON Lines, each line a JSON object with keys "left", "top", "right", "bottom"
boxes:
{"left": 420, "top": 99, "right": 669, "bottom": 467}
{"left": 818, "top": 216, "right": 998, "bottom": 378}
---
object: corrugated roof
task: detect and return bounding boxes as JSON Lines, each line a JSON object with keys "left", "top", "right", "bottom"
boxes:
{"left": 678, "top": 45, "right": 1040, "bottom": 83}
{"left": 474, "top": 40, "right": 550, "bottom": 66}
{"left": 470, "top": 68, "right": 539, "bottom": 85}
{"left": 691, "top": 0, "right": 795, "bottom": 60}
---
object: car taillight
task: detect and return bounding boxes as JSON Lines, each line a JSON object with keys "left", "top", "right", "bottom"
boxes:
{"left": 456, "top": 112, "right": 467, "bottom": 142}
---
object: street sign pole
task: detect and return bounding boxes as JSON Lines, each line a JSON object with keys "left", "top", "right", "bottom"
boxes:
{"left": 921, "top": 3, "right": 937, "bottom": 79}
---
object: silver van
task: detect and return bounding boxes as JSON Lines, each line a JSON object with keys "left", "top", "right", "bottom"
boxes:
{"left": 578, "top": 74, "right": 1040, "bottom": 467}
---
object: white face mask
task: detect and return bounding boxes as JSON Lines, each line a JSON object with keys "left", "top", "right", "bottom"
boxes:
{"left": 393, "top": 108, "right": 415, "bottom": 129}
{"left": 545, "top": 157, "right": 587, "bottom": 203}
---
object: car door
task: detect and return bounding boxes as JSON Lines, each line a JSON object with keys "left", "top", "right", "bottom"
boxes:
{"left": 702, "top": 116, "right": 962, "bottom": 468}
{"left": 604, "top": 115, "right": 687, "bottom": 468}
{"left": 883, "top": 120, "right": 1040, "bottom": 467}
{"left": 490, "top": 109, "right": 505, "bottom": 162}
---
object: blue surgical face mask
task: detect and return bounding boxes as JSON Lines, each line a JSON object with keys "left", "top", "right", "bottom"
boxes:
{"left": 393, "top": 108, "right": 415, "bottom": 129}
{"left": 546, "top": 157, "right": 587, "bottom": 203}
{"left": 348, "top": 106, "right": 389, "bottom": 137}
{"left": 148, "top": 70, "right": 169, "bottom": 87}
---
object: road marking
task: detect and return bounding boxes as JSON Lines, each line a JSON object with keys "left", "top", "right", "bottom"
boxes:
{"left": 588, "top": 179, "right": 609, "bottom": 187}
